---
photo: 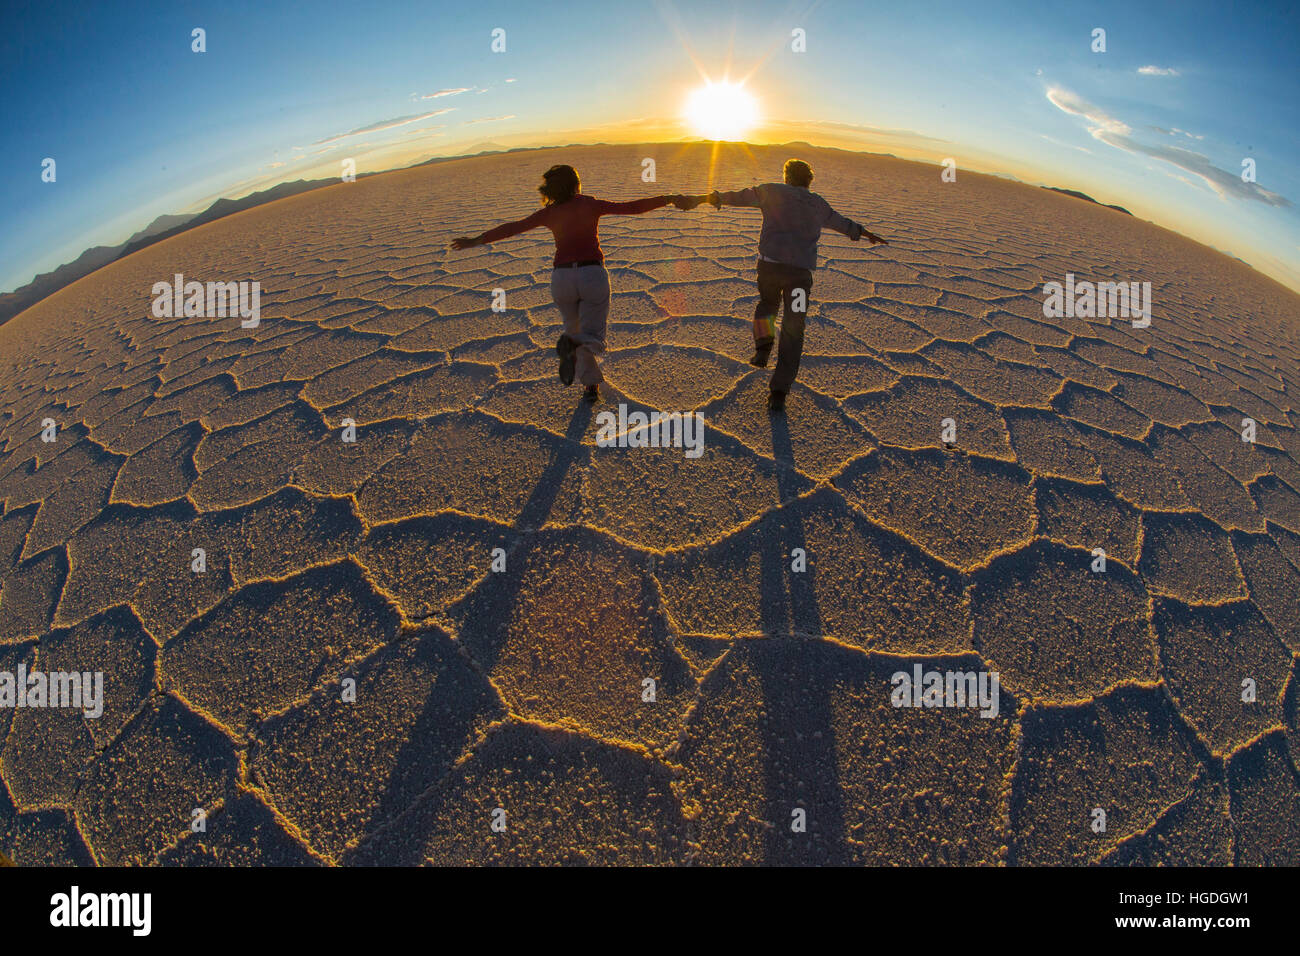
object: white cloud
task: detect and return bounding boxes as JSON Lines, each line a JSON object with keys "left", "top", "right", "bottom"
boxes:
{"left": 1137, "top": 65, "right": 1179, "bottom": 76}
{"left": 776, "top": 118, "right": 951, "bottom": 145}
{"left": 1038, "top": 133, "right": 1092, "bottom": 154}
{"left": 418, "top": 87, "right": 472, "bottom": 99}
{"left": 1046, "top": 87, "right": 1132, "bottom": 136}
{"left": 466, "top": 115, "right": 516, "bottom": 124}
{"left": 1046, "top": 86, "right": 1289, "bottom": 207}
{"left": 312, "top": 109, "right": 457, "bottom": 146}
{"left": 1151, "top": 126, "right": 1205, "bottom": 141}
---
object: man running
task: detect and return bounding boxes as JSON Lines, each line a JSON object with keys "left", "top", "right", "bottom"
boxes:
{"left": 681, "top": 159, "right": 888, "bottom": 411}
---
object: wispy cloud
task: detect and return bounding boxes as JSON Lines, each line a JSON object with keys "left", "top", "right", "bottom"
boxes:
{"left": 1046, "top": 86, "right": 1289, "bottom": 207}
{"left": 1137, "top": 65, "right": 1179, "bottom": 76}
{"left": 770, "top": 118, "right": 951, "bottom": 145}
{"left": 1039, "top": 133, "right": 1092, "bottom": 154}
{"left": 417, "top": 87, "right": 472, "bottom": 99}
{"left": 312, "top": 109, "right": 457, "bottom": 146}
{"left": 1152, "top": 125, "right": 1206, "bottom": 141}
{"left": 466, "top": 115, "right": 516, "bottom": 124}
{"left": 1046, "top": 88, "right": 1131, "bottom": 135}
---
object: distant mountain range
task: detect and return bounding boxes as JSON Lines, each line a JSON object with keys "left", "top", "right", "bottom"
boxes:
{"left": 1041, "top": 186, "right": 1132, "bottom": 216}
{"left": 0, "top": 213, "right": 184, "bottom": 326}
{"left": 0, "top": 179, "right": 348, "bottom": 325}
{"left": 0, "top": 148, "right": 545, "bottom": 326}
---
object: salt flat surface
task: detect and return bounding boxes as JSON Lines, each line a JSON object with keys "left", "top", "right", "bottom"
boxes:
{"left": 0, "top": 143, "right": 1297, "bottom": 865}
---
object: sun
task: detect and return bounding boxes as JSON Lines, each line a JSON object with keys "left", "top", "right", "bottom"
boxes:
{"left": 684, "top": 81, "right": 759, "bottom": 141}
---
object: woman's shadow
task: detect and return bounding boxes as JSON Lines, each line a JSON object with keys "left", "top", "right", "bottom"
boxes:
{"left": 353, "top": 401, "right": 595, "bottom": 860}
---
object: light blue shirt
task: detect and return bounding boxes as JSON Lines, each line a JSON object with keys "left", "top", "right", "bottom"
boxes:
{"left": 716, "top": 182, "right": 865, "bottom": 270}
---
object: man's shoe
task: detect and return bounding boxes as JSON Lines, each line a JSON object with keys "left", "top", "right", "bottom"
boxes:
{"left": 583, "top": 384, "right": 600, "bottom": 403}
{"left": 557, "top": 334, "right": 577, "bottom": 386}
{"left": 767, "top": 390, "right": 786, "bottom": 412}
{"left": 749, "top": 348, "right": 772, "bottom": 368}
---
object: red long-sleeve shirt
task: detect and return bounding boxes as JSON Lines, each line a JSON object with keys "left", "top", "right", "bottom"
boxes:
{"left": 479, "top": 194, "right": 670, "bottom": 266}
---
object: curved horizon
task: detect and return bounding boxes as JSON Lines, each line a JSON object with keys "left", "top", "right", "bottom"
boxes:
{"left": 3, "top": 0, "right": 1298, "bottom": 294}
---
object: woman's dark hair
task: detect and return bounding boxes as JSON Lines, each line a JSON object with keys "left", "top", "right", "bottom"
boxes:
{"left": 538, "top": 164, "right": 581, "bottom": 205}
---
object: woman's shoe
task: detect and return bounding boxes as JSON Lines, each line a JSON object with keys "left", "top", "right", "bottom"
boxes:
{"left": 583, "top": 385, "right": 600, "bottom": 403}
{"left": 557, "top": 334, "right": 577, "bottom": 386}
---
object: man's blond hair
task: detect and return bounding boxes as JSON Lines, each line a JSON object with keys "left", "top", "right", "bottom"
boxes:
{"left": 783, "top": 159, "right": 814, "bottom": 187}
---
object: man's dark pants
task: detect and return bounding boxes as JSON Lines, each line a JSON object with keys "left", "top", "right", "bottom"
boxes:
{"left": 753, "top": 258, "right": 814, "bottom": 394}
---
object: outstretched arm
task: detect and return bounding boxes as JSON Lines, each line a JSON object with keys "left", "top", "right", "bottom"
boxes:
{"left": 592, "top": 195, "right": 674, "bottom": 216}
{"left": 664, "top": 188, "right": 758, "bottom": 210}
{"left": 824, "top": 205, "right": 888, "bottom": 245}
{"left": 450, "top": 206, "right": 549, "bottom": 250}
{"left": 708, "top": 187, "right": 761, "bottom": 209}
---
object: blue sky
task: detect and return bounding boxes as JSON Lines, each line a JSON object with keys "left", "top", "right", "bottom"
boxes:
{"left": 3, "top": 0, "right": 1298, "bottom": 291}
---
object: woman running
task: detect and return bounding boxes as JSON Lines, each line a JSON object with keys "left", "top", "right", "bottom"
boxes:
{"left": 451, "top": 164, "right": 698, "bottom": 402}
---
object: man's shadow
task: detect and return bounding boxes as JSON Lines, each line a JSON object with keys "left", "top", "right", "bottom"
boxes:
{"left": 754, "top": 406, "right": 848, "bottom": 864}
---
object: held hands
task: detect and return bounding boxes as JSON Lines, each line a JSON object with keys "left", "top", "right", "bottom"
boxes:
{"left": 668, "top": 193, "right": 718, "bottom": 211}
{"left": 450, "top": 236, "right": 484, "bottom": 250}
{"left": 858, "top": 228, "right": 888, "bottom": 245}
